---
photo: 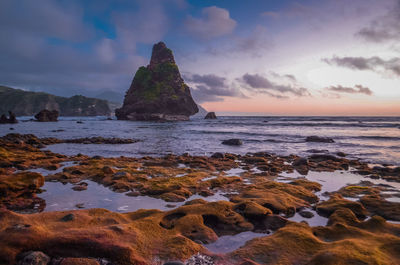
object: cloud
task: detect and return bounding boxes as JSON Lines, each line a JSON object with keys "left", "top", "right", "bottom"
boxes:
{"left": 184, "top": 73, "right": 245, "bottom": 103}
{"left": 357, "top": 0, "right": 400, "bottom": 42}
{"left": 323, "top": 55, "right": 400, "bottom": 77}
{"left": 241, "top": 73, "right": 310, "bottom": 97}
{"left": 0, "top": 0, "right": 179, "bottom": 96}
{"left": 185, "top": 74, "right": 226, "bottom": 89}
{"left": 111, "top": 0, "right": 169, "bottom": 53}
{"left": 326, "top": 85, "right": 373, "bottom": 95}
{"left": 0, "top": 0, "right": 93, "bottom": 42}
{"left": 185, "top": 6, "right": 237, "bottom": 39}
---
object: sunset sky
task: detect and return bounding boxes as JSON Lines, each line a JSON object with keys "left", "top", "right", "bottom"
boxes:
{"left": 1, "top": 0, "right": 399, "bottom": 115}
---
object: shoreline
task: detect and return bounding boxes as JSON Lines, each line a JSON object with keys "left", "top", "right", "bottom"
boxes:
{"left": 1, "top": 133, "right": 400, "bottom": 264}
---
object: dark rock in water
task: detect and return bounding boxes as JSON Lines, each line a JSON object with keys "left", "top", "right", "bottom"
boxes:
{"left": 309, "top": 154, "right": 341, "bottom": 162}
{"left": 10, "top": 127, "right": 14, "bottom": 130}
{"left": 64, "top": 137, "right": 138, "bottom": 144}
{"left": 34, "top": 109, "right": 59, "bottom": 122}
{"left": 306, "top": 149, "right": 329, "bottom": 154}
{"left": 116, "top": 42, "right": 198, "bottom": 121}
{"left": 299, "top": 210, "right": 314, "bottom": 218}
{"left": 336, "top": 151, "right": 347, "bottom": 157}
{"left": 0, "top": 111, "right": 18, "bottom": 124}
{"left": 164, "top": 262, "right": 184, "bottom": 265}
{"left": 222, "top": 139, "right": 243, "bottom": 146}
{"left": 293, "top": 157, "right": 308, "bottom": 167}
{"left": 17, "top": 251, "right": 50, "bottom": 265}
{"left": 204, "top": 112, "right": 217, "bottom": 119}
{"left": 76, "top": 120, "right": 83, "bottom": 124}
{"left": 305, "top": 136, "right": 334, "bottom": 143}
{"left": 211, "top": 152, "right": 225, "bottom": 158}
{"left": 293, "top": 157, "right": 309, "bottom": 175}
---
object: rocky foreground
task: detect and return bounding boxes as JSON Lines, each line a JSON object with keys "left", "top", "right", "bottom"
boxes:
{"left": 0, "top": 134, "right": 400, "bottom": 265}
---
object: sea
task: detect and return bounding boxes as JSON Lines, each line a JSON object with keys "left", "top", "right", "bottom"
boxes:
{"left": 1, "top": 116, "right": 399, "bottom": 166}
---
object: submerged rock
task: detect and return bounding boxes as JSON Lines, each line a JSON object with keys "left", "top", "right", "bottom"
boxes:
{"left": 222, "top": 139, "right": 243, "bottom": 146}
{"left": 116, "top": 42, "right": 198, "bottom": 121}
{"left": 34, "top": 109, "right": 59, "bottom": 122}
{"left": 204, "top": 112, "right": 217, "bottom": 119}
{"left": 305, "top": 136, "right": 334, "bottom": 143}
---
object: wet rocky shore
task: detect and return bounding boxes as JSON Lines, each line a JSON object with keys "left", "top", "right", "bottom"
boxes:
{"left": 0, "top": 133, "right": 400, "bottom": 265}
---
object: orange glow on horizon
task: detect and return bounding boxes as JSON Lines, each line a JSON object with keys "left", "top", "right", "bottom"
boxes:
{"left": 202, "top": 96, "right": 400, "bottom": 116}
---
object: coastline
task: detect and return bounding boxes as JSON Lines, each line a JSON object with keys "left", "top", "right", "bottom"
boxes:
{"left": 1, "top": 133, "right": 400, "bottom": 264}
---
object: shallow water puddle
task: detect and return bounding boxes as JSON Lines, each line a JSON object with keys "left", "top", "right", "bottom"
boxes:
{"left": 279, "top": 170, "right": 400, "bottom": 195}
{"left": 287, "top": 211, "right": 329, "bottom": 227}
{"left": 204, "top": 231, "right": 269, "bottom": 253}
{"left": 21, "top": 161, "right": 77, "bottom": 176}
{"left": 39, "top": 180, "right": 229, "bottom": 212}
{"left": 201, "top": 176, "right": 217, "bottom": 181}
{"left": 40, "top": 180, "right": 172, "bottom": 212}
{"left": 224, "top": 167, "right": 246, "bottom": 177}
{"left": 276, "top": 170, "right": 400, "bottom": 225}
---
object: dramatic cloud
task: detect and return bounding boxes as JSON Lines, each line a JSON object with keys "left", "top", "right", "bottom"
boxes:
{"left": 0, "top": 0, "right": 178, "bottom": 96}
{"left": 185, "top": 6, "right": 237, "bottom": 39}
{"left": 241, "top": 73, "right": 310, "bottom": 98}
{"left": 184, "top": 73, "right": 245, "bottom": 103}
{"left": 111, "top": 1, "right": 169, "bottom": 53}
{"left": 357, "top": 0, "right": 400, "bottom": 42}
{"left": 0, "top": 0, "right": 93, "bottom": 42}
{"left": 326, "top": 85, "right": 373, "bottom": 95}
{"left": 323, "top": 55, "right": 400, "bottom": 77}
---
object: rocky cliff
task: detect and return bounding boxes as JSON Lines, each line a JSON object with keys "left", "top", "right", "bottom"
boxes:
{"left": 116, "top": 42, "right": 198, "bottom": 121}
{"left": 0, "top": 86, "right": 111, "bottom": 116}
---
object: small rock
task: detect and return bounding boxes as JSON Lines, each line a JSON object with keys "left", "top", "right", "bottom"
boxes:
{"left": 102, "top": 166, "right": 116, "bottom": 174}
{"left": 126, "top": 191, "right": 140, "bottom": 197}
{"left": 222, "top": 139, "right": 243, "bottom": 146}
{"left": 299, "top": 210, "right": 314, "bottom": 218}
{"left": 204, "top": 112, "right": 217, "bottom": 119}
{"left": 112, "top": 171, "right": 129, "bottom": 180}
{"left": 336, "top": 151, "right": 347, "bottom": 157}
{"left": 211, "top": 152, "right": 224, "bottom": 159}
{"left": 293, "top": 157, "right": 308, "bottom": 167}
{"left": 10, "top": 127, "right": 14, "bottom": 130}
{"left": 309, "top": 154, "right": 341, "bottom": 162}
{"left": 60, "top": 213, "right": 75, "bottom": 222}
{"left": 305, "top": 136, "right": 334, "bottom": 143}
{"left": 18, "top": 251, "right": 50, "bottom": 265}
{"left": 72, "top": 185, "right": 87, "bottom": 191}
{"left": 34, "top": 109, "right": 59, "bottom": 122}
{"left": 75, "top": 203, "right": 85, "bottom": 209}
{"left": 76, "top": 121, "right": 84, "bottom": 124}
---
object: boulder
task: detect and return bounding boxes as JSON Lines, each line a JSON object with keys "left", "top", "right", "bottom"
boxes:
{"left": 34, "top": 109, "right": 59, "bottom": 122}
{"left": 305, "top": 136, "right": 334, "bottom": 143}
{"left": 204, "top": 112, "right": 217, "bottom": 119}
{"left": 116, "top": 42, "right": 198, "bottom": 121}
{"left": 17, "top": 251, "right": 50, "bottom": 265}
{"left": 0, "top": 111, "right": 18, "bottom": 124}
{"left": 222, "top": 139, "right": 243, "bottom": 146}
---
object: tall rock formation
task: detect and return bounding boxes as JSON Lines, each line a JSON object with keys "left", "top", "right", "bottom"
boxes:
{"left": 116, "top": 42, "right": 198, "bottom": 121}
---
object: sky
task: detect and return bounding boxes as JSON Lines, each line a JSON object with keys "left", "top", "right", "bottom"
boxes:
{"left": 0, "top": 0, "right": 400, "bottom": 116}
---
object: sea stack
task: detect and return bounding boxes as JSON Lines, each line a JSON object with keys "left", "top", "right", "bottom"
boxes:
{"left": 116, "top": 42, "right": 198, "bottom": 121}
{"left": 34, "top": 109, "right": 59, "bottom": 122}
{"left": 205, "top": 112, "right": 217, "bottom": 119}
